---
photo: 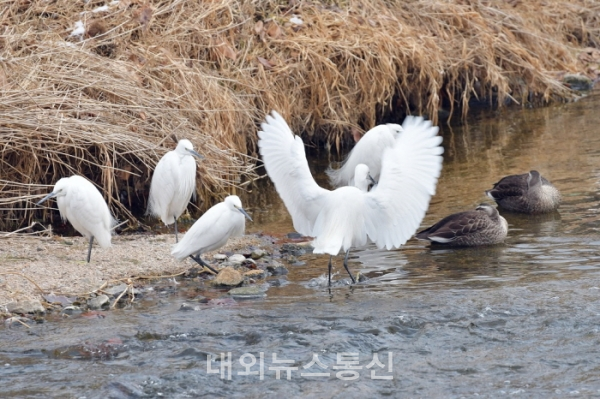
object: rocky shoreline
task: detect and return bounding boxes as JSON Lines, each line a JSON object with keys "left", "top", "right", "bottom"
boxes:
{"left": 0, "top": 233, "right": 312, "bottom": 324}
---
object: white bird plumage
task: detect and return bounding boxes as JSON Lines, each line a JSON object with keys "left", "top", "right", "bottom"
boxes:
{"left": 36, "top": 175, "right": 115, "bottom": 262}
{"left": 326, "top": 123, "right": 404, "bottom": 187}
{"left": 171, "top": 195, "right": 252, "bottom": 273}
{"left": 258, "top": 111, "right": 443, "bottom": 285}
{"left": 146, "top": 139, "right": 204, "bottom": 242}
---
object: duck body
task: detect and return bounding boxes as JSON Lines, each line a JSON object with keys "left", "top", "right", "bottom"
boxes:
{"left": 485, "top": 170, "right": 561, "bottom": 214}
{"left": 416, "top": 204, "right": 508, "bottom": 247}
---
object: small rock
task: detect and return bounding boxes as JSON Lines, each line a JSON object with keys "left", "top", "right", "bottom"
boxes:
{"left": 214, "top": 267, "right": 243, "bottom": 286}
{"left": 563, "top": 73, "right": 593, "bottom": 91}
{"left": 266, "top": 261, "right": 289, "bottom": 276}
{"left": 228, "top": 254, "right": 246, "bottom": 264}
{"left": 286, "top": 232, "right": 303, "bottom": 239}
{"left": 7, "top": 300, "right": 45, "bottom": 314}
{"left": 244, "top": 269, "right": 266, "bottom": 279}
{"left": 228, "top": 286, "right": 267, "bottom": 300}
{"left": 241, "top": 258, "right": 257, "bottom": 268}
{"left": 104, "top": 284, "right": 128, "bottom": 297}
{"left": 251, "top": 249, "right": 268, "bottom": 259}
{"left": 280, "top": 243, "right": 306, "bottom": 256}
{"left": 179, "top": 303, "right": 199, "bottom": 312}
{"left": 62, "top": 306, "right": 82, "bottom": 315}
{"left": 213, "top": 254, "right": 228, "bottom": 261}
{"left": 88, "top": 294, "right": 110, "bottom": 310}
{"left": 286, "top": 255, "right": 298, "bottom": 263}
{"left": 267, "top": 278, "right": 289, "bottom": 287}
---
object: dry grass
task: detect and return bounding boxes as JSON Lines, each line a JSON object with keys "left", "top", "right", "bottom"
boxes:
{"left": 0, "top": 0, "right": 598, "bottom": 231}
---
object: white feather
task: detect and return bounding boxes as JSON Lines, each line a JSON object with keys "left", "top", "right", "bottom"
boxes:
{"left": 147, "top": 139, "right": 201, "bottom": 226}
{"left": 171, "top": 196, "right": 248, "bottom": 260}
{"left": 326, "top": 124, "right": 403, "bottom": 187}
{"left": 258, "top": 111, "right": 444, "bottom": 256}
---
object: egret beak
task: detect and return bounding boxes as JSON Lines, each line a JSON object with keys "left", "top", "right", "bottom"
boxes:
{"left": 186, "top": 148, "right": 204, "bottom": 160}
{"left": 235, "top": 205, "right": 253, "bottom": 222}
{"left": 368, "top": 174, "right": 377, "bottom": 185}
{"left": 36, "top": 191, "right": 57, "bottom": 206}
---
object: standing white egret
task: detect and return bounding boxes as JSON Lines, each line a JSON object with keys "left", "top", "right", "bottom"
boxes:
{"left": 171, "top": 195, "right": 252, "bottom": 273}
{"left": 36, "top": 175, "right": 115, "bottom": 263}
{"left": 258, "top": 111, "right": 443, "bottom": 286}
{"left": 146, "top": 139, "right": 204, "bottom": 242}
{"left": 326, "top": 123, "right": 404, "bottom": 187}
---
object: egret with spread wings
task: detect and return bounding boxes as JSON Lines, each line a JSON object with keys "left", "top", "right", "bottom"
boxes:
{"left": 258, "top": 111, "right": 444, "bottom": 286}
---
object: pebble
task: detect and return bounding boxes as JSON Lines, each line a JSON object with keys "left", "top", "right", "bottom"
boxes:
{"left": 179, "top": 303, "right": 200, "bottom": 312}
{"left": 280, "top": 243, "right": 306, "bottom": 256}
{"left": 241, "top": 258, "right": 257, "bottom": 268}
{"left": 104, "top": 284, "right": 128, "bottom": 297}
{"left": 251, "top": 249, "right": 268, "bottom": 259}
{"left": 7, "top": 300, "right": 45, "bottom": 314}
{"left": 88, "top": 294, "right": 110, "bottom": 310}
{"left": 62, "top": 306, "right": 82, "bottom": 315}
{"left": 213, "top": 254, "right": 228, "bottom": 261}
{"left": 214, "top": 267, "right": 243, "bottom": 286}
{"left": 228, "top": 254, "right": 246, "bottom": 264}
{"left": 266, "top": 261, "right": 289, "bottom": 275}
{"left": 228, "top": 286, "right": 267, "bottom": 300}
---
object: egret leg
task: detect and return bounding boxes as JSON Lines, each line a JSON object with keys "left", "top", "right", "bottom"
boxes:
{"left": 174, "top": 217, "right": 178, "bottom": 243}
{"left": 189, "top": 255, "right": 219, "bottom": 275}
{"left": 343, "top": 250, "right": 356, "bottom": 284}
{"left": 328, "top": 255, "right": 333, "bottom": 287}
{"left": 86, "top": 236, "right": 94, "bottom": 263}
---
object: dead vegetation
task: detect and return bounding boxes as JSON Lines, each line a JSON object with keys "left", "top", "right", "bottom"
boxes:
{"left": 0, "top": 0, "right": 598, "bottom": 231}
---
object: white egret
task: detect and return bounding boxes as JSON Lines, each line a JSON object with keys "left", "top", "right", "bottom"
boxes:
{"left": 326, "top": 123, "right": 404, "bottom": 187}
{"left": 36, "top": 175, "right": 115, "bottom": 263}
{"left": 258, "top": 111, "right": 443, "bottom": 286}
{"left": 146, "top": 139, "right": 204, "bottom": 242}
{"left": 171, "top": 195, "right": 252, "bottom": 274}
{"left": 416, "top": 204, "right": 508, "bottom": 246}
{"left": 485, "top": 170, "right": 561, "bottom": 214}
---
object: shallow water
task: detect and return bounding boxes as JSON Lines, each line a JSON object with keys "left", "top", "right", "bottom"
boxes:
{"left": 4, "top": 95, "right": 600, "bottom": 398}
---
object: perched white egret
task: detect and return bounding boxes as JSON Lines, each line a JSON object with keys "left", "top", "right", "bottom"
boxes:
{"left": 146, "top": 139, "right": 204, "bottom": 242}
{"left": 326, "top": 123, "right": 404, "bottom": 187}
{"left": 258, "top": 111, "right": 444, "bottom": 286}
{"left": 36, "top": 175, "right": 115, "bottom": 263}
{"left": 171, "top": 195, "right": 252, "bottom": 273}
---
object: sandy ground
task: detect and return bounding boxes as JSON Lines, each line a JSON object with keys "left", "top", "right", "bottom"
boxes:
{"left": 0, "top": 233, "right": 267, "bottom": 307}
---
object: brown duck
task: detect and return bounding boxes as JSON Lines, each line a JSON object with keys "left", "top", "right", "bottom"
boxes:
{"left": 485, "top": 170, "right": 561, "bottom": 214}
{"left": 416, "top": 204, "right": 508, "bottom": 246}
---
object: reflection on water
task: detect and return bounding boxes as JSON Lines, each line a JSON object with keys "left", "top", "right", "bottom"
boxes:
{"left": 4, "top": 95, "right": 600, "bottom": 397}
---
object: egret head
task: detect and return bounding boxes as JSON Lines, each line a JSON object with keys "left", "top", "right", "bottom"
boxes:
{"left": 386, "top": 124, "right": 404, "bottom": 136}
{"left": 353, "top": 164, "right": 375, "bottom": 192}
{"left": 176, "top": 139, "right": 204, "bottom": 160}
{"left": 225, "top": 195, "right": 252, "bottom": 221}
{"left": 36, "top": 177, "right": 70, "bottom": 205}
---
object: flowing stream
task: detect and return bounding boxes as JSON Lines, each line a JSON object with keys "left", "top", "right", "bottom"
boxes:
{"left": 3, "top": 95, "right": 600, "bottom": 398}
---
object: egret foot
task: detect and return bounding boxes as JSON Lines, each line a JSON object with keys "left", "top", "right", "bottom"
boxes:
{"left": 189, "top": 255, "right": 219, "bottom": 274}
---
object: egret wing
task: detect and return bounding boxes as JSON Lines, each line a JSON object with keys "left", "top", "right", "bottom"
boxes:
{"left": 365, "top": 116, "right": 444, "bottom": 249}
{"left": 258, "top": 111, "right": 329, "bottom": 236}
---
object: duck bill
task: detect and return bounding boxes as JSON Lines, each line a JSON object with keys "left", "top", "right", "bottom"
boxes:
{"left": 36, "top": 191, "right": 57, "bottom": 206}
{"left": 237, "top": 207, "right": 253, "bottom": 222}
{"left": 186, "top": 148, "right": 204, "bottom": 160}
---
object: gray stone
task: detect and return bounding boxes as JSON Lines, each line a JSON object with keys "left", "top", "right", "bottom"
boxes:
{"left": 266, "top": 261, "right": 289, "bottom": 275}
{"left": 62, "top": 306, "right": 82, "bottom": 315}
{"left": 88, "top": 294, "right": 110, "bottom": 310}
{"left": 563, "top": 73, "right": 593, "bottom": 91}
{"left": 228, "top": 286, "right": 267, "bottom": 300}
{"left": 280, "top": 243, "right": 307, "bottom": 256}
{"left": 251, "top": 249, "right": 268, "bottom": 259}
{"left": 179, "top": 303, "right": 199, "bottom": 312}
{"left": 6, "top": 300, "right": 45, "bottom": 314}
{"left": 104, "top": 284, "right": 128, "bottom": 297}
{"left": 228, "top": 254, "right": 246, "bottom": 264}
{"left": 213, "top": 254, "right": 228, "bottom": 261}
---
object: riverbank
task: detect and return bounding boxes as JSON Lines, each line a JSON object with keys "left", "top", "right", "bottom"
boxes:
{"left": 0, "top": 232, "right": 279, "bottom": 316}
